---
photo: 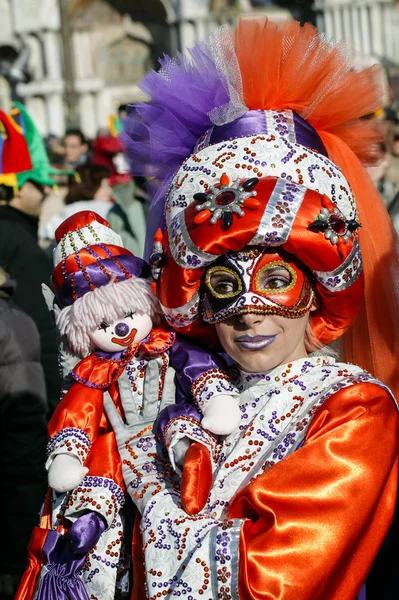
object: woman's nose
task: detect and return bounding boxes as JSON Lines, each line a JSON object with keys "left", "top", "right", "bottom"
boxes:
{"left": 114, "top": 322, "right": 129, "bottom": 337}
{"left": 237, "top": 312, "right": 265, "bottom": 327}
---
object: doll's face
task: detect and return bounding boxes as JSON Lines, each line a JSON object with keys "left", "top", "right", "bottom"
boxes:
{"left": 88, "top": 311, "right": 153, "bottom": 353}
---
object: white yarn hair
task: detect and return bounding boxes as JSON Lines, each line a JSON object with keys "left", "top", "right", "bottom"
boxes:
{"left": 56, "top": 277, "right": 163, "bottom": 356}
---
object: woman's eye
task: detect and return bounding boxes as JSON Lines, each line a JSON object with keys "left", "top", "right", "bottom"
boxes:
{"left": 214, "top": 281, "right": 235, "bottom": 294}
{"left": 99, "top": 322, "right": 109, "bottom": 331}
{"left": 265, "top": 276, "right": 290, "bottom": 290}
{"left": 125, "top": 311, "right": 135, "bottom": 319}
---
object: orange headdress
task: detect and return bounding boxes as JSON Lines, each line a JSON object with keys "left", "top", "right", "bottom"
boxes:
{"left": 126, "top": 18, "right": 399, "bottom": 397}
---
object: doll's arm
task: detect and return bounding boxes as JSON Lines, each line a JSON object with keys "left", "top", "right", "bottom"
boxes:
{"left": 168, "top": 335, "right": 241, "bottom": 435}
{"left": 46, "top": 381, "right": 105, "bottom": 491}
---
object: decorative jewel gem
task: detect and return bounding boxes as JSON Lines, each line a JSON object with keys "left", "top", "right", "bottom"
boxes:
{"left": 308, "top": 206, "right": 361, "bottom": 246}
{"left": 193, "top": 173, "right": 259, "bottom": 229}
{"left": 149, "top": 228, "right": 163, "bottom": 280}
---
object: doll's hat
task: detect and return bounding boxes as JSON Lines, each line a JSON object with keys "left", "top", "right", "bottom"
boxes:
{"left": 52, "top": 211, "right": 150, "bottom": 308}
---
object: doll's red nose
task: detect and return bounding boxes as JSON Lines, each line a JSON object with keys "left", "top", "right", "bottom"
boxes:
{"left": 114, "top": 322, "right": 130, "bottom": 337}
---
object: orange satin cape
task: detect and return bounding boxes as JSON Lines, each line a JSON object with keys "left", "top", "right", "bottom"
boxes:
{"left": 132, "top": 382, "right": 398, "bottom": 600}
{"left": 231, "top": 383, "right": 399, "bottom": 600}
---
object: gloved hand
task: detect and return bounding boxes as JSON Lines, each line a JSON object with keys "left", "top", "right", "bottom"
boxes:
{"left": 65, "top": 512, "right": 106, "bottom": 556}
{"left": 103, "top": 359, "right": 176, "bottom": 513}
{"left": 48, "top": 454, "right": 88, "bottom": 493}
{"left": 201, "top": 394, "right": 241, "bottom": 434}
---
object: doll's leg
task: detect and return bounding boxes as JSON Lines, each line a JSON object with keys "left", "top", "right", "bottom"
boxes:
{"left": 156, "top": 404, "right": 216, "bottom": 515}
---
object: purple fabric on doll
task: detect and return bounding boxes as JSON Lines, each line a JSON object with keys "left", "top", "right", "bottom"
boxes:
{"left": 35, "top": 513, "right": 105, "bottom": 600}
{"left": 155, "top": 335, "right": 231, "bottom": 441}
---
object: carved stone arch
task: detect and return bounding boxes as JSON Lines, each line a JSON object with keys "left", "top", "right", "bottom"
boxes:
{"left": 97, "top": 34, "right": 153, "bottom": 86}
{"left": 104, "top": 0, "right": 176, "bottom": 24}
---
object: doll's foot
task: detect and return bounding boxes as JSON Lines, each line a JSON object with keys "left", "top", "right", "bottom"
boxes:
{"left": 180, "top": 442, "right": 212, "bottom": 515}
{"left": 66, "top": 512, "right": 106, "bottom": 555}
{"left": 201, "top": 394, "right": 241, "bottom": 435}
{"left": 48, "top": 454, "right": 89, "bottom": 492}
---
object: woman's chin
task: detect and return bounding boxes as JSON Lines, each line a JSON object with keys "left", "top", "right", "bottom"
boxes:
{"left": 237, "top": 350, "right": 280, "bottom": 374}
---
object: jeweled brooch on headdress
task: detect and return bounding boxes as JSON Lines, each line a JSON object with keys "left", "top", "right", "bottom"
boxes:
{"left": 193, "top": 173, "right": 260, "bottom": 229}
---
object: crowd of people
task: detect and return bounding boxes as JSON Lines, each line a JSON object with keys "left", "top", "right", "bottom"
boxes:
{"left": 1, "top": 16, "right": 399, "bottom": 600}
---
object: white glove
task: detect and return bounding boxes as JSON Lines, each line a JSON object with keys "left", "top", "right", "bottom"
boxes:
{"left": 103, "top": 359, "right": 176, "bottom": 513}
{"left": 172, "top": 437, "right": 191, "bottom": 468}
{"left": 48, "top": 454, "right": 88, "bottom": 492}
{"left": 201, "top": 394, "right": 241, "bottom": 435}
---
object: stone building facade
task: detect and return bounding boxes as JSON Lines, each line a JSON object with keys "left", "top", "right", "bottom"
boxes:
{"left": 0, "top": 0, "right": 289, "bottom": 137}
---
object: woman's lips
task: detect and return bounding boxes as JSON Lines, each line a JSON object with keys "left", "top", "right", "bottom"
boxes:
{"left": 235, "top": 334, "right": 276, "bottom": 350}
{"left": 111, "top": 328, "right": 137, "bottom": 347}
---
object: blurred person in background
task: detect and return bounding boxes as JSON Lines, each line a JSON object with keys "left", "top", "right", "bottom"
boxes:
{"left": 40, "top": 163, "right": 113, "bottom": 241}
{"left": 0, "top": 103, "right": 62, "bottom": 414}
{"left": 91, "top": 127, "right": 147, "bottom": 257}
{"left": 44, "top": 134, "right": 65, "bottom": 168}
{"left": 0, "top": 180, "right": 61, "bottom": 414}
{"left": 0, "top": 267, "right": 48, "bottom": 599}
{"left": 367, "top": 139, "right": 399, "bottom": 233}
{"left": 63, "top": 128, "right": 90, "bottom": 169}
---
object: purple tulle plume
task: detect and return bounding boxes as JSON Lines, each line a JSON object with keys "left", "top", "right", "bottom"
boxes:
{"left": 123, "top": 43, "right": 229, "bottom": 182}
{"left": 122, "top": 42, "right": 230, "bottom": 258}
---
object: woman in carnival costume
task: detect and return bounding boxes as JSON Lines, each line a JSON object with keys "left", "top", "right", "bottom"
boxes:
{"left": 104, "top": 18, "right": 399, "bottom": 600}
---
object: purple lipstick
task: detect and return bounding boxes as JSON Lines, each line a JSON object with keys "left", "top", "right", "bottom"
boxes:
{"left": 235, "top": 334, "right": 276, "bottom": 351}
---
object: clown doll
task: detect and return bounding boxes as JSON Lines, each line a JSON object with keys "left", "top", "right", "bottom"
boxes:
{"left": 17, "top": 210, "right": 240, "bottom": 600}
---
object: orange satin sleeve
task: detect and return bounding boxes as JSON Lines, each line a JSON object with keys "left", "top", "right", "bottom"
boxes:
{"left": 48, "top": 382, "right": 105, "bottom": 444}
{"left": 85, "top": 432, "right": 125, "bottom": 491}
{"left": 228, "top": 383, "right": 399, "bottom": 600}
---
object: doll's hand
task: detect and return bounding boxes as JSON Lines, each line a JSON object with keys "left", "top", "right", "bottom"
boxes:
{"left": 48, "top": 454, "right": 89, "bottom": 493}
{"left": 201, "top": 394, "right": 241, "bottom": 435}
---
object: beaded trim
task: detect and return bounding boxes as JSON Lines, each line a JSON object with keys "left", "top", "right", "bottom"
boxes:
{"left": 210, "top": 519, "right": 242, "bottom": 599}
{"left": 47, "top": 427, "right": 91, "bottom": 463}
{"left": 160, "top": 291, "right": 200, "bottom": 329}
{"left": 192, "top": 368, "right": 237, "bottom": 412}
{"left": 54, "top": 221, "right": 123, "bottom": 266}
{"left": 249, "top": 178, "right": 307, "bottom": 246}
{"left": 163, "top": 414, "right": 218, "bottom": 471}
{"left": 168, "top": 210, "right": 218, "bottom": 269}
{"left": 65, "top": 475, "right": 125, "bottom": 528}
{"left": 314, "top": 238, "right": 362, "bottom": 292}
{"left": 265, "top": 109, "right": 296, "bottom": 143}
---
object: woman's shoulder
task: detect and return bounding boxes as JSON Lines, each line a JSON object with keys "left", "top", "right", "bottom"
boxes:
{"left": 307, "top": 362, "right": 398, "bottom": 438}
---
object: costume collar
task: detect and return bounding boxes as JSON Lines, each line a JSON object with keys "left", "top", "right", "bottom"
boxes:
{"left": 71, "top": 321, "right": 175, "bottom": 388}
{"left": 236, "top": 353, "right": 336, "bottom": 392}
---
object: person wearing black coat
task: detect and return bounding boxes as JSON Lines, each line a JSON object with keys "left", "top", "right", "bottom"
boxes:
{"left": 0, "top": 182, "right": 61, "bottom": 414}
{"left": 0, "top": 269, "right": 48, "bottom": 598}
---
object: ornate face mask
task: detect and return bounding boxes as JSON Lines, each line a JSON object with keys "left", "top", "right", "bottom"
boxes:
{"left": 201, "top": 248, "right": 314, "bottom": 323}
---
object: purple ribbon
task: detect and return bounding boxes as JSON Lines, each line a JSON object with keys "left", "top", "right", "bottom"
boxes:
{"left": 208, "top": 110, "right": 327, "bottom": 157}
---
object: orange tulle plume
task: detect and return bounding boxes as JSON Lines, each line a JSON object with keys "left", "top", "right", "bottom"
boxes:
{"left": 234, "top": 18, "right": 385, "bottom": 164}
{"left": 235, "top": 18, "right": 399, "bottom": 396}
{"left": 321, "top": 132, "right": 399, "bottom": 398}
